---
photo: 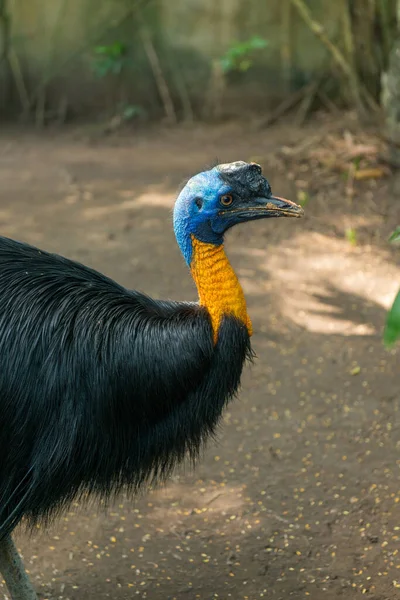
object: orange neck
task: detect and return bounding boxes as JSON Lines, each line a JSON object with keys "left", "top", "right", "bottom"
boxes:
{"left": 190, "top": 235, "right": 252, "bottom": 343}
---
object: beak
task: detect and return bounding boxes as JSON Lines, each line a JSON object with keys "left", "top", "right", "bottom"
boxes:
{"left": 257, "top": 195, "right": 305, "bottom": 218}
{"left": 219, "top": 195, "right": 304, "bottom": 221}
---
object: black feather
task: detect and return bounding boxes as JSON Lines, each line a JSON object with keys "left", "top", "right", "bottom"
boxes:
{"left": 0, "top": 236, "right": 252, "bottom": 539}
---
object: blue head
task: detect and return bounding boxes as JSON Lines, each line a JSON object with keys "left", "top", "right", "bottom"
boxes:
{"left": 173, "top": 161, "right": 304, "bottom": 266}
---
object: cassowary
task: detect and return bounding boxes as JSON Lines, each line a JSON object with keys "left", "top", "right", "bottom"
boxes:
{"left": 0, "top": 161, "right": 303, "bottom": 599}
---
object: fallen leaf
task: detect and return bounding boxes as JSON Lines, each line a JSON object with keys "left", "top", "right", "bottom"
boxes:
{"left": 353, "top": 168, "right": 385, "bottom": 180}
{"left": 350, "top": 366, "right": 361, "bottom": 375}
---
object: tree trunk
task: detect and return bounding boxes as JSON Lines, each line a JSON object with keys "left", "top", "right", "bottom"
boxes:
{"left": 351, "top": 0, "right": 380, "bottom": 100}
{"left": 382, "top": 1, "right": 400, "bottom": 146}
{"left": 0, "top": 0, "right": 10, "bottom": 112}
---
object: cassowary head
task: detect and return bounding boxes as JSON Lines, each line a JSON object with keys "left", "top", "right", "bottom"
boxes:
{"left": 174, "top": 161, "right": 303, "bottom": 265}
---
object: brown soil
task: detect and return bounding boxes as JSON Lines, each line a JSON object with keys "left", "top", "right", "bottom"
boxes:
{"left": 0, "top": 117, "right": 400, "bottom": 600}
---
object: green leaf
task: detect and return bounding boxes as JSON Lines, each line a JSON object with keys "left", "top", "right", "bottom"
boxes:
{"left": 238, "top": 59, "right": 252, "bottom": 71}
{"left": 122, "top": 104, "right": 144, "bottom": 120}
{"left": 94, "top": 46, "right": 109, "bottom": 55}
{"left": 218, "top": 36, "right": 268, "bottom": 73}
{"left": 94, "top": 42, "right": 125, "bottom": 59}
{"left": 345, "top": 227, "right": 357, "bottom": 246}
{"left": 219, "top": 57, "right": 234, "bottom": 73}
{"left": 388, "top": 226, "right": 400, "bottom": 243}
{"left": 248, "top": 36, "right": 268, "bottom": 49}
{"left": 384, "top": 289, "right": 400, "bottom": 347}
{"left": 227, "top": 45, "right": 243, "bottom": 59}
{"left": 93, "top": 59, "right": 113, "bottom": 78}
{"left": 297, "top": 190, "right": 310, "bottom": 207}
{"left": 109, "top": 42, "right": 125, "bottom": 58}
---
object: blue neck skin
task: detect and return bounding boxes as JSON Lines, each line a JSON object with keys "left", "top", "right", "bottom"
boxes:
{"left": 173, "top": 170, "right": 229, "bottom": 267}
{"left": 174, "top": 221, "right": 223, "bottom": 267}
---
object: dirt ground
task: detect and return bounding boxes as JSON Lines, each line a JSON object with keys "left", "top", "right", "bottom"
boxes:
{"left": 0, "top": 117, "right": 400, "bottom": 600}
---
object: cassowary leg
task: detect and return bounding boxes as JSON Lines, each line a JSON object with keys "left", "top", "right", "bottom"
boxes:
{"left": 0, "top": 535, "right": 37, "bottom": 600}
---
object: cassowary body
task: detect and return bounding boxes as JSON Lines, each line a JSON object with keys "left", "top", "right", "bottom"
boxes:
{"left": 0, "top": 161, "right": 303, "bottom": 599}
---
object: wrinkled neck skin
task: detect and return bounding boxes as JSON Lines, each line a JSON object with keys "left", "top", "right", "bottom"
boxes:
{"left": 173, "top": 214, "right": 252, "bottom": 342}
{"left": 190, "top": 236, "right": 252, "bottom": 342}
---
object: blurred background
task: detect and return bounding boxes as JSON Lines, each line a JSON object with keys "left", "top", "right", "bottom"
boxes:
{"left": 0, "top": 0, "right": 399, "bottom": 132}
{"left": 1, "top": 1, "right": 400, "bottom": 599}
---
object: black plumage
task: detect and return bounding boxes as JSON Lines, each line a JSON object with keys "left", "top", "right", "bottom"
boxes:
{"left": 0, "top": 235, "right": 251, "bottom": 540}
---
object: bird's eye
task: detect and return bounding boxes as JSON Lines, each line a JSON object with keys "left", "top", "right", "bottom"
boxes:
{"left": 195, "top": 197, "right": 203, "bottom": 209}
{"left": 220, "top": 194, "right": 233, "bottom": 207}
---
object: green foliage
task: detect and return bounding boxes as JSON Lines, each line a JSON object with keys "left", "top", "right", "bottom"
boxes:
{"left": 384, "top": 290, "right": 400, "bottom": 347}
{"left": 92, "top": 42, "right": 128, "bottom": 78}
{"left": 121, "top": 104, "right": 144, "bottom": 120}
{"left": 91, "top": 43, "right": 144, "bottom": 122}
{"left": 345, "top": 227, "right": 357, "bottom": 246}
{"left": 384, "top": 226, "right": 400, "bottom": 347}
{"left": 388, "top": 226, "right": 400, "bottom": 244}
{"left": 219, "top": 36, "right": 268, "bottom": 74}
{"left": 297, "top": 190, "right": 310, "bottom": 207}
